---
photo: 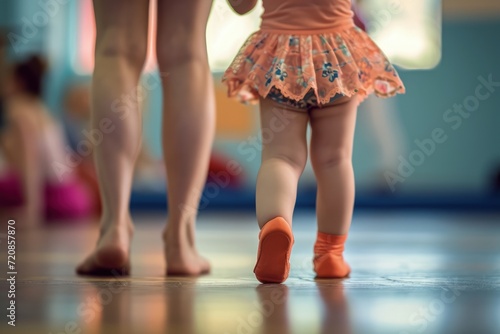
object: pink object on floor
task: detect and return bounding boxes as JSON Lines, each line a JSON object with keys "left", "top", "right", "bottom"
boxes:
{"left": 0, "top": 171, "right": 94, "bottom": 220}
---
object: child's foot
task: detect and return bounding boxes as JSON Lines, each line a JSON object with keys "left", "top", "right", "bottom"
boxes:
{"left": 254, "top": 217, "right": 294, "bottom": 284}
{"left": 76, "top": 220, "right": 134, "bottom": 276}
{"left": 163, "top": 226, "right": 211, "bottom": 276}
{"left": 313, "top": 232, "right": 350, "bottom": 278}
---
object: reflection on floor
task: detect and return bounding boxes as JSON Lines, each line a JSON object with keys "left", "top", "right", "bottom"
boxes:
{"left": 1, "top": 211, "right": 500, "bottom": 334}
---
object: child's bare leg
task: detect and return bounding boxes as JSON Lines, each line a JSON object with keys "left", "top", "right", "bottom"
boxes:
{"left": 156, "top": 0, "right": 215, "bottom": 275}
{"left": 77, "top": 0, "right": 149, "bottom": 275}
{"left": 256, "top": 98, "right": 309, "bottom": 228}
{"left": 309, "top": 96, "right": 358, "bottom": 277}
{"left": 310, "top": 97, "right": 358, "bottom": 234}
{"left": 254, "top": 98, "right": 308, "bottom": 283}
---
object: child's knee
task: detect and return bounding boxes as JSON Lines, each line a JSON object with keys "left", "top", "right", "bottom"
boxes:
{"left": 311, "top": 147, "right": 351, "bottom": 170}
{"left": 265, "top": 151, "right": 307, "bottom": 174}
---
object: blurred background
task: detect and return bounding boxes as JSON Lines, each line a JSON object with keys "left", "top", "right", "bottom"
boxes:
{"left": 0, "top": 0, "right": 499, "bottom": 222}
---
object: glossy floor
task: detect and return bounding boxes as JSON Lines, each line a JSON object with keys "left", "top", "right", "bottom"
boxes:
{"left": 1, "top": 211, "right": 500, "bottom": 334}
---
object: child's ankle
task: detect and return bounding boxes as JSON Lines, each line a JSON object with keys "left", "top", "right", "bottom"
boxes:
{"left": 314, "top": 231, "right": 347, "bottom": 255}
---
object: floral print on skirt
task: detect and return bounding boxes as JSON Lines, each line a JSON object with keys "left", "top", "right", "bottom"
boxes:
{"left": 222, "top": 26, "right": 405, "bottom": 106}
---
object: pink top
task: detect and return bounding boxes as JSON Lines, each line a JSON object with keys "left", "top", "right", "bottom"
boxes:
{"left": 260, "top": 0, "right": 354, "bottom": 33}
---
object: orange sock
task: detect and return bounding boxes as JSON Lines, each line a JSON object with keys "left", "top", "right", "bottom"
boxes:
{"left": 313, "top": 232, "right": 351, "bottom": 278}
{"left": 254, "top": 217, "right": 294, "bottom": 284}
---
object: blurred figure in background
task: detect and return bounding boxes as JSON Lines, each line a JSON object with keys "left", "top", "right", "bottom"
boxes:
{"left": 0, "top": 55, "right": 94, "bottom": 225}
{"left": 62, "top": 82, "right": 102, "bottom": 214}
{"left": 0, "top": 31, "right": 7, "bottom": 162}
{"left": 353, "top": 0, "right": 407, "bottom": 192}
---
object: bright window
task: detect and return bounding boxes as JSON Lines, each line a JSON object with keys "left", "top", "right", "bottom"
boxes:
{"left": 357, "top": 0, "right": 442, "bottom": 69}
{"left": 206, "top": 0, "right": 263, "bottom": 72}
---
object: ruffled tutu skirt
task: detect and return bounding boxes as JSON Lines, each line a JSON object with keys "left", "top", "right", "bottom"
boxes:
{"left": 222, "top": 26, "right": 405, "bottom": 105}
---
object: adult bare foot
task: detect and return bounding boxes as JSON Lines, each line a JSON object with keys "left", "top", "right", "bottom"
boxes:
{"left": 187, "top": 221, "right": 211, "bottom": 274}
{"left": 163, "top": 225, "right": 211, "bottom": 276}
{"left": 76, "top": 219, "right": 134, "bottom": 276}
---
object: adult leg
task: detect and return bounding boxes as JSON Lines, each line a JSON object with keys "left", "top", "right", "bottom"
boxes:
{"left": 77, "top": 0, "right": 149, "bottom": 275}
{"left": 156, "top": 0, "right": 215, "bottom": 275}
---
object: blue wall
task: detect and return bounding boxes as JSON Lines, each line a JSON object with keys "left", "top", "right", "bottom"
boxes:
{"left": 383, "top": 19, "right": 500, "bottom": 192}
{"left": 210, "top": 19, "right": 500, "bottom": 194}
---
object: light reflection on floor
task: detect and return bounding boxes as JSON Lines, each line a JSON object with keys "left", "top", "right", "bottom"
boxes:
{"left": 0, "top": 211, "right": 499, "bottom": 334}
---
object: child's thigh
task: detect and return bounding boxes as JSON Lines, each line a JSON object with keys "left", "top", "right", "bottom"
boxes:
{"left": 258, "top": 97, "right": 309, "bottom": 161}
{"left": 309, "top": 96, "right": 359, "bottom": 154}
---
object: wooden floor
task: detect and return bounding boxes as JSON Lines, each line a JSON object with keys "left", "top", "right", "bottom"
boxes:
{"left": 1, "top": 211, "right": 500, "bottom": 334}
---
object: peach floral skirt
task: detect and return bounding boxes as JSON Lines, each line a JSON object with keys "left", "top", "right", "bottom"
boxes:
{"left": 222, "top": 26, "right": 405, "bottom": 106}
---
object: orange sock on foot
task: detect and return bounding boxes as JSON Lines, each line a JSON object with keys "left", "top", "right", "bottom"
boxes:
{"left": 314, "top": 232, "right": 350, "bottom": 278}
{"left": 254, "top": 217, "right": 294, "bottom": 284}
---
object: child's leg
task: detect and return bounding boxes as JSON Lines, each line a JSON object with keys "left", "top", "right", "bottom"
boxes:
{"left": 310, "top": 97, "right": 358, "bottom": 234}
{"left": 309, "top": 96, "right": 358, "bottom": 277}
{"left": 254, "top": 98, "right": 308, "bottom": 283}
{"left": 76, "top": 0, "right": 149, "bottom": 276}
{"left": 156, "top": 0, "right": 215, "bottom": 275}
{"left": 256, "top": 98, "right": 309, "bottom": 227}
